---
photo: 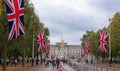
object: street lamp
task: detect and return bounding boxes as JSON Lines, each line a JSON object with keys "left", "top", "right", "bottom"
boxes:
{"left": 31, "top": 15, "right": 35, "bottom": 66}
{"left": 109, "top": 18, "right": 112, "bottom": 67}
{"left": 29, "top": 3, "right": 35, "bottom": 66}
{"left": 32, "top": 34, "right": 35, "bottom": 66}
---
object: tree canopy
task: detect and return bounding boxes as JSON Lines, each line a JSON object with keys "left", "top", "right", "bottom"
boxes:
{"left": 81, "top": 12, "right": 120, "bottom": 59}
{"left": 0, "top": 0, "right": 50, "bottom": 59}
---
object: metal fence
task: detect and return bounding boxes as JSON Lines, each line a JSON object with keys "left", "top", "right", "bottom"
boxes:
{"left": 68, "top": 63, "right": 120, "bottom": 71}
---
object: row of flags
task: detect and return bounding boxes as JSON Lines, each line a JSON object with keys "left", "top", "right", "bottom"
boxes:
{"left": 79, "top": 41, "right": 90, "bottom": 56}
{"left": 80, "top": 30, "right": 109, "bottom": 56}
{"left": 3, "top": 0, "right": 109, "bottom": 56}
{"left": 37, "top": 30, "right": 50, "bottom": 55}
{"left": 4, "top": 0, "right": 50, "bottom": 55}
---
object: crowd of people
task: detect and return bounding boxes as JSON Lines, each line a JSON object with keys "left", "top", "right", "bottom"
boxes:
{"left": 42, "top": 57, "right": 67, "bottom": 70}
{"left": 0, "top": 57, "right": 68, "bottom": 70}
{"left": 0, "top": 58, "right": 18, "bottom": 67}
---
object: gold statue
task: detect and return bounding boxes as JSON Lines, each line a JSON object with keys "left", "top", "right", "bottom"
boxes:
{"left": 61, "top": 40, "right": 64, "bottom": 47}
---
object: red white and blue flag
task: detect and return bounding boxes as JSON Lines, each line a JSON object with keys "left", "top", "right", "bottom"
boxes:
{"left": 79, "top": 46, "right": 82, "bottom": 56}
{"left": 37, "top": 31, "right": 45, "bottom": 52}
{"left": 85, "top": 41, "right": 89, "bottom": 54}
{"left": 99, "top": 30, "right": 109, "bottom": 52}
{"left": 45, "top": 41, "right": 50, "bottom": 55}
{"left": 4, "top": 0, "right": 25, "bottom": 40}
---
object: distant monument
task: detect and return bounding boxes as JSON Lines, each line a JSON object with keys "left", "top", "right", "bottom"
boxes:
{"left": 57, "top": 39, "right": 67, "bottom": 59}
{"left": 49, "top": 37, "right": 81, "bottom": 60}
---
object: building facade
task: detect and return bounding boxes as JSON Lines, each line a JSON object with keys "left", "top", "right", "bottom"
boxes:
{"left": 49, "top": 43, "right": 81, "bottom": 59}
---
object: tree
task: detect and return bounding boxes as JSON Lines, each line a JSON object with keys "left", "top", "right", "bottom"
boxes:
{"left": 81, "top": 12, "right": 120, "bottom": 62}
{"left": 0, "top": 0, "right": 50, "bottom": 68}
{"left": 110, "top": 12, "right": 120, "bottom": 58}
{"left": 81, "top": 28, "right": 109, "bottom": 62}
{"left": 44, "top": 27, "right": 50, "bottom": 41}
{"left": 0, "top": 1, "right": 9, "bottom": 70}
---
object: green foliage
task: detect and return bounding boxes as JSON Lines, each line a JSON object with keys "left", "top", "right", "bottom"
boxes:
{"left": 81, "top": 12, "right": 120, "bottom": 59}
{"left": 44, "top": 27, "right": 50, "bottom": 41}
{"left": 0, "top": 0, "right": 9, "bottom": 58}
{"left": 81, "top": 28, "right": 109, "bottom": 58}
{"left": 110, "top": 12, "right": 120, "bottom": 57}
{"left": 0, "top": 0, "right": 50, "bottom": 59}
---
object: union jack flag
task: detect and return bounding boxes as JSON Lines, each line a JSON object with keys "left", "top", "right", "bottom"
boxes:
{"left": 4, "top": 0, "right": 25, "bottom": 40}
{"left": 99, "top": 30, "right": 109, "bottom": 52}
{"left": 79, "top": 46, "right": 82, "bottom": 56}
{"left": 37, "top": 31, "right": 45, "bottom": 52}
{"left": 85, "top": 41, "right": 89, "bottom": 54}
{"left": 45, "top": 41, "right": 50, "bottom": 55}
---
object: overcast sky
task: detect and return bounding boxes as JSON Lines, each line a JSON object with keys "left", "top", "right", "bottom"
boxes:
{"left": 30, "top": 0, "right": 120, "bottom": 45}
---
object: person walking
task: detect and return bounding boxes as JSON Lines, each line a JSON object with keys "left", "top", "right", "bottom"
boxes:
{"left": 56, "top": 58, "right": 60, "bottom": 69}
{"left": 45, "top": 58, "right": 48, "bottom": 67}
{"left": 52, "top": 59, "right": 56, "bottom": 70}
{"left": 14, "top": 59, "right": 18, "bottom": 67}
{"left": 59, "top": 60, "right": 63, "bottom": 71}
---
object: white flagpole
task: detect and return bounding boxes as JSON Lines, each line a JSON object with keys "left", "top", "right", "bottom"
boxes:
{"left": 109, "top": 18, "right": 112, "bottom": 67}
{"left": 31, "top": 14, "right": 34, "bottom": 66}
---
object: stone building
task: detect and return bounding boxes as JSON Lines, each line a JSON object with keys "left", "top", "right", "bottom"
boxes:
{"left": 49, "top": 42, "right": 81, "bottom": 59}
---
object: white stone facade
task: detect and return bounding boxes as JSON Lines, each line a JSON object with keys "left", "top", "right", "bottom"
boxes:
{"left": 49, "top": 43, "right": 81, "bottom": 59}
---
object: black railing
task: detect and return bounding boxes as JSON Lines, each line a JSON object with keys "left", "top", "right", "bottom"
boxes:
{"left": 68, "top": 62, "right": 120, "bottom": 71}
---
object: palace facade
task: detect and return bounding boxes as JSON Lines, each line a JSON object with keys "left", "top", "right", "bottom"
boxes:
{"left": 49, "top": 43, "right": 81, "bottom": 59}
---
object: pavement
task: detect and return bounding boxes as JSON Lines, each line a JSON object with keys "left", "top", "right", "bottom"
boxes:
{"left": 21, "top": 64, "right": 58, "bottom": 71}
{"left": 62, "top": 64, "right": 76, "bottom": 71}
{"left": 0, "top": 63, "right": 32, "bottom": 71}
{"left": 21, "top": 64, "right": 76, "bottom": 71}
{"left": 69, "top": 63, "right": 120, "bottom": 71}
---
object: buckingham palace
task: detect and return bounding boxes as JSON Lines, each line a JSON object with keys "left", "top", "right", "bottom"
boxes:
{"left": 49, "top": 42, "right": 81, "bottom": 59}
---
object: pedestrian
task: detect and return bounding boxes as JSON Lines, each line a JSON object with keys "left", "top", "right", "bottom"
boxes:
{"left": 36, "top": 59, "right": 39, "bottom": 65}
{"left": 65, "top": 59, "right": 67, "bottom": 64}
{"left": 6, "top": 59, "right": 9, "bottom": 66}
{"left": 91, "top": 59, "right": 93, "bottom": 64}
{"left": 45, "top": 58, "right": 48, "bottom": 67}
{"left": 47, "top": 58, "right": 50, "bottom": 67}
{"left": 14, "top": 59, "right": 18, "bottom": 67}
{"left": 86, "top": 59, "right": 88, "bottom": 64}
{"left": 59, "top": 61, "right": 63, "bottom": 71}
{"left": 63, "top": 59, "right": 65, "bottom": 65}
{"left": 52, "top": 59, "right": 56, "bottom": 70}
{"left": 1, "top": 59, "right": 4, "bottom": 65}
{"left": 56, "top": 58, "right": 60, "bottom": 69}
{"left": 43, "top": 59, "right": 45, "bottom": 64}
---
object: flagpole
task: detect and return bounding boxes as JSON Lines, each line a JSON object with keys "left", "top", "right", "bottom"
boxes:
{"left": 32, "top": 37, "right": 34, "bottom": 66}
{"left": 109, "top": 18, "right": 112, "bottom": 67}
{"left": 3, "top": 42, "right": 6, "bottom": 71}
{"left": 31, "top": 14, "right": 34, "bottom": 66}
{"left": 1, "top": 1, "right": 6, "bottom": 70}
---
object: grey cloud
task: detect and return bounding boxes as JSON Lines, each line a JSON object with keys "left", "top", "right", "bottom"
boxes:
{"left": 89, "top": 0, "right": 120, "bottom": 13}
{"left": 31, "top": 0, "right": 120, "bottom": 44}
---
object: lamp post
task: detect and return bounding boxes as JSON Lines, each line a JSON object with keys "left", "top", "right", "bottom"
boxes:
{"left": 31, "top": 15, "right": 34, "bottom": 66}
{"left": 2, "top": 42, "right": 6, "bottom": 71}
{"left": 109, "top": 18, "right": 112, "bottom": 67}
{"left": 29, "top": 3, "right": 35, "bottom": 66}
{"left": 32, "top": 34, "right": 34, "bottom": 66}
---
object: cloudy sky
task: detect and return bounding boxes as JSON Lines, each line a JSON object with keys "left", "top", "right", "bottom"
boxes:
{"left": 30, "top": 0, "right": 120, "bottom": 45}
